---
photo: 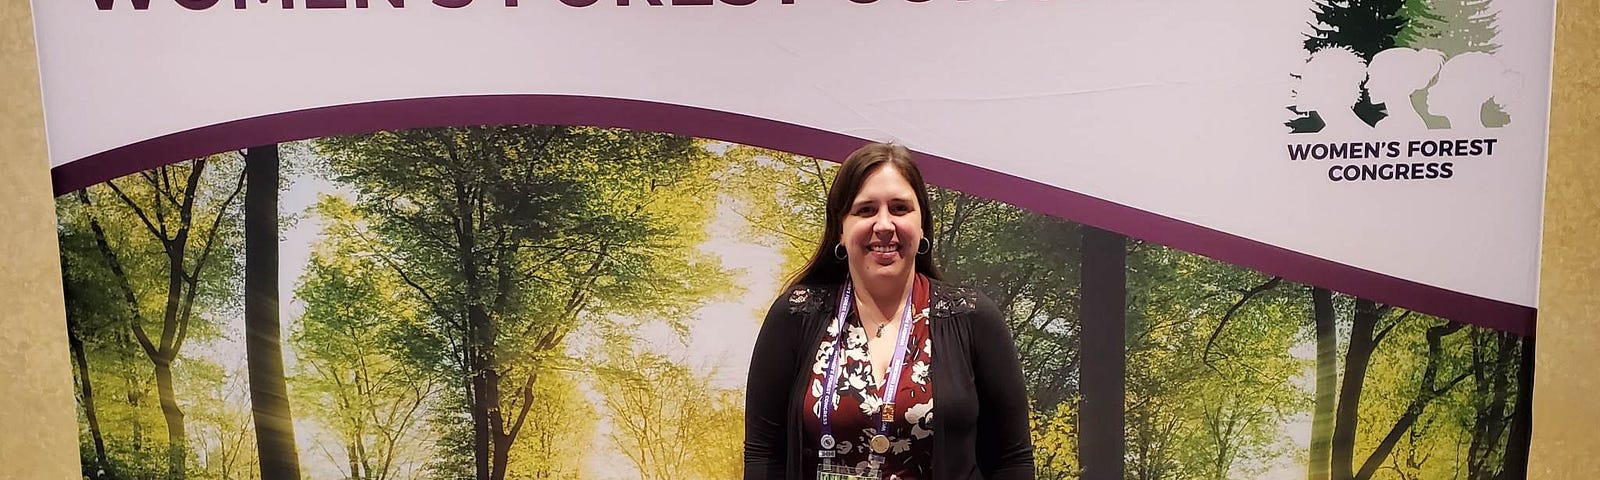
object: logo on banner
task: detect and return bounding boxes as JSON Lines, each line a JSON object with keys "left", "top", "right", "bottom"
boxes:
{"left": 1284, "top": 0, "right": 1520, "bottom": 182}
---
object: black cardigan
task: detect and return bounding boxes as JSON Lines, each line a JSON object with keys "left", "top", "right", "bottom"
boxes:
{"left": 743, "top": 279, "right": 1035, "bottom": 479}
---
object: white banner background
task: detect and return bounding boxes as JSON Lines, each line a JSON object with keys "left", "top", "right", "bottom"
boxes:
{"left": 31, "top": 0, "right": 1555, "bottom": 309}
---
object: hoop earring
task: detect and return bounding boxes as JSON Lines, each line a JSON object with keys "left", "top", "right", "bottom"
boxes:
{"left": 917, "top": 237, "right": 932, "bottom": 255}
{"left": 834, "top": 243, "right": 848, "bottom": 260}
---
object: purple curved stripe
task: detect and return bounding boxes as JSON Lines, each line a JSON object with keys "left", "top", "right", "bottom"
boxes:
{"left": 48, "top": 94, "right": 1536, "bottom": 335}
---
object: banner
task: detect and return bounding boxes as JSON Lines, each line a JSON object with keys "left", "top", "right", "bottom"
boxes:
{"left": 35, "top": 0, "right": 1551, "bottom": 478}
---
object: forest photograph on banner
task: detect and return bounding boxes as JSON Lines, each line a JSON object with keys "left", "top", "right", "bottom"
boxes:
{"left": 52, "top": 127, "right": 1533, "bottom": 480}
{"left": 31, "top": 0, "right": 1550, "bottom": 477}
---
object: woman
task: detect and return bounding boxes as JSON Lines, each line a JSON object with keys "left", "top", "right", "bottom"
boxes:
{"left": 744, "top": 143, "right": 1035, "bottom": 479}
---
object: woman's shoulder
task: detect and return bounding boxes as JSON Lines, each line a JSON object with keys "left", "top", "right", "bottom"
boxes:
{"left": 927, "top": 278, "right": 996, "bottom": 320}
{"left": 927, "top": 279, "right": 1016, "bottom": 352}
{"left": 772, "top": 282, "right": 839, "bottom": 317}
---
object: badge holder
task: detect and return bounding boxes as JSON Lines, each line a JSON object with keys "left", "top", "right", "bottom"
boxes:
{"left": 817, "top": 462, "right": 878, "bottom": 480}
{"left": 815, "top": 441, "right": 883, "bottom": 480}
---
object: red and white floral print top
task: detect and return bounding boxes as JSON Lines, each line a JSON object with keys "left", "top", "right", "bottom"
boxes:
{"left": 801, "top": 275, "right": 934, "bottom": 480}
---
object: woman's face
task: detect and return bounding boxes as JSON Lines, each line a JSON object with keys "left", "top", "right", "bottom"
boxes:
{"left": 840, "top": 164, "right": 923, "bottom": 286}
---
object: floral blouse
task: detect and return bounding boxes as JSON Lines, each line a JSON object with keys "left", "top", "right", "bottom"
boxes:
{"left": 800, "top": 281, "right": 935, "bottom": 479}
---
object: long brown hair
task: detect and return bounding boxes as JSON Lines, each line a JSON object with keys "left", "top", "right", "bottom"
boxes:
{"left": 786, "top": 143, "right": 944, "bottom": 290}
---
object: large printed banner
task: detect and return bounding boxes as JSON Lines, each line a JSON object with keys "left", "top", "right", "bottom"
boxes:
{"left": 34, "top": 0, "right": 1552, "bottom": 479}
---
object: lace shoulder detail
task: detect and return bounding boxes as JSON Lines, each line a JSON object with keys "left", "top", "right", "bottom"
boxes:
{"left": 929, "top": 282, "right": 982, "bottom": 319}
{"left": 785, "top": 284, "right": 832, "bottom": 315}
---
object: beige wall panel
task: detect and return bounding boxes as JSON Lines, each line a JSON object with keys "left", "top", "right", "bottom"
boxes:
{"left": 0, "top": 0, "right": 85, "bottom": 479}
{"left": 1531, "top": 0, "right": 1600, "bottom": 477}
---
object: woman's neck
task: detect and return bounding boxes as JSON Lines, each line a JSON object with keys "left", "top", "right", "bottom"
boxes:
{"left": 850, "top": 271, "right": 916, "bottom": 323}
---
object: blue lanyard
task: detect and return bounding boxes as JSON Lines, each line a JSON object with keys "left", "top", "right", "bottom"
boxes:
{"left": 817, "top": 280, "right": 917, "bottom": 458}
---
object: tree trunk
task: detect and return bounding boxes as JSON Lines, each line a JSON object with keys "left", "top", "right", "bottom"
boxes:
{"left": 357, "top": 428, "right": 373, "bottom": 480}
{"left": 127, "top": 374, "right": 144, "bottom": 454}
{"left": 474, "top": 304, "right": 506, "bottom": 480}
{"left": 1078, "top": 226, "right": 1126, "bottom": 480}
{"left": 1497, "top": 336, "right": 1534, "bottom": 480}
{"left": 1485, "top": 334, "right": 1515, "bottom": 476}
{"left": 346, "top": 430, "right": 363, "bottom": 480}
{"left": 1330, "top": 299, "right": 1380, "bottom": 480}
{"left": 1352, "top": 322, "right": 1466, "bottom": 480}
{"left": 246, "top": 145, "right": 303, "bottom": 480}
{"left": 453, "top": 180, "right": 500, "bottom": 480}
{"left": 153, "top": 356, "right": 187, "bottom": 480}
{"left": 75, "top": 188, "right": 151, "bottom": 464}
{"left": 492, "top": 373, "right": 538, "bottom": 480}
{"left": 62, "top": 247, "right": 115, "bottom": 478}
{"left": 1466, "top": 331, "right": 1493, "bottom": 480}
{"left": 491, "top": 427, "right": 514, "bottom": 480}
{"left": 353, "top": 367, "right": 375, "bottom": 480}
{"left": 466, "top": 343, "right": 492, "bottom": 480}
{"left": 1308, "top": 287, "right": 1336, "bottom": 480}
{"left": 158, "top": 239, "right": 191, "bottom": 480}
{"left": 1468, "top": 332, "right": 1515, "bottom": 480}
{"left": 69, "top": 319, "right": 113, "bottom": 478}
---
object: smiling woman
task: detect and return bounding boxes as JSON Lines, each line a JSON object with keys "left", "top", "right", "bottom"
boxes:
{"left": 743, "top": 142, "right": 1036, "bottom": 480}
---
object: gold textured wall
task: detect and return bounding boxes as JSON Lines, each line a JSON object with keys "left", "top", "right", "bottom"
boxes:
{"left": 0, "top": 0, "right": 86, "bottom": 478}
{"left": 1, "top": 0, "right": 1597, "bottom": 478}
{"left": 1528, "top": 0, "right": 1600, "bottom": 477}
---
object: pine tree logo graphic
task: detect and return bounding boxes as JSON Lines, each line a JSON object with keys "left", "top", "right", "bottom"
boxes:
{"left": 1287, "top": 0, "right": 1520, "bottom": 134}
